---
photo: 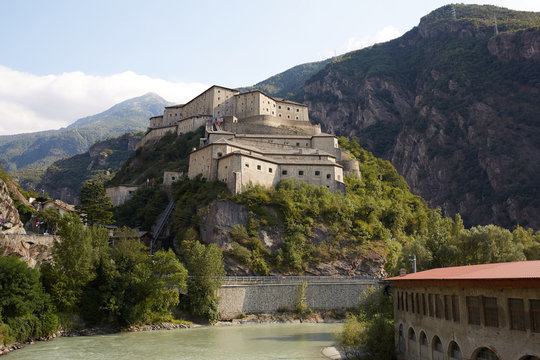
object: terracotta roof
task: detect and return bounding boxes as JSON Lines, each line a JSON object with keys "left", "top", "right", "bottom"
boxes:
{"left": 387, "top": 260, "right": 540, "bottom": 281}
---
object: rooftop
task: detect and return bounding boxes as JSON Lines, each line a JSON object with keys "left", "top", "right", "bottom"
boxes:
{"left": 387, "top": 260, "right": 540, "bottom": 281}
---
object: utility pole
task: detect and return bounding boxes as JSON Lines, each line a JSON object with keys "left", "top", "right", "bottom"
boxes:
{"left": 409, "top": 254, "right": 417, "bottom": 273}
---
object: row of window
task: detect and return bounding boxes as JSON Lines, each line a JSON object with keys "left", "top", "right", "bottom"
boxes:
{"left": 398, "top": 292, "right": 460, "bottom": 322}
{"left": 244, "top": 163, "right": 334, "bottom": 179}
{"left": 398, "top": 291, "right": 540, "bottom": 332}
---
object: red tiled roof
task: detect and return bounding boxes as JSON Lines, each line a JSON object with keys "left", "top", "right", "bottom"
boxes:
{"left": 387, "top": 260, "right": 540, "bottom": 281}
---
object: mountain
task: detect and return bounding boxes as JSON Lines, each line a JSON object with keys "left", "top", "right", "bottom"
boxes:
{"left": 245, "top": 5, "right": 539, "bottom": 229}
{"left": 238, "top": 57, "right": 335, "bottom": 102}
{"left": 0, "top": 93, "right": 171, "bottom": 173}
{"left": 35, "top": 132, "right": 143, "bottom": 204}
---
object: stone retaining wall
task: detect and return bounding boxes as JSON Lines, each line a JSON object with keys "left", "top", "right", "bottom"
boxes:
{"left": 218, "top": 279, "right": 379, "bottom": 320}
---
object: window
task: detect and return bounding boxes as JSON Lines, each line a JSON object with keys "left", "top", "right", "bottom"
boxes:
{"left": 530, "top": 299, "right": 540, "bottom": 332}
{"left": 315, "top": 170, "right": 321, "bottom": 176}
{"left": 278, "top": 105, "right": 281, "bottom": 109}
{"left": 508, "top": 298, "right": 525, "bottom": 331}
{"left": 269, "top": 168, "right": 273, "bottom": 173}
{"left": 245, "top": 163, "right": 249, "bottom": 168}
{"left": 467, "top": 296, "right": 481, "bottom": 325}
{"left": 287, "top": 107, "right": 290, "bottom": 110}
{"left": 445, "top": 295, "right": 452, "bottom": 320}
{"left": 257, "top": 165, "right": 261, "bottom": 170}
{"left": 296, "top": 109, "right": 299, "bottom": 112}
{"left": 326, "top": 174, "right": 331, "bottom": 179}
{"left": 405, "top": 292, "right": 408, "bottom": 312}
{"left": 298, "top": 170, "right": 304, "bottom": 176}
{"left": 282, "top": 170, "right": 288, "bottom": 175}
{"left": 452, "top": 295, "right": 460, "bottom": 322}
{"left": 435, "top": 294, "right": 443, "bottom": 318}
{"left": 217, "top": 152, "right": 223, "bottom": 157}
{"left": 296, "top": 142, "right": 300, "bottom": 146}
{"left": 483, "top": 297, "right": 498, "bottom": 327}
{"left": 411, "top": 293, "right": 415, "bottom": 313}
{"left": 422, "top": 294, "right": 427, "bottom": 315}
{"left": 416, "top": 293, "right": 421, "bottom": 314}
{"left": 397, "top": 292, "right": 401, "bottom": 310}
{"left": 428, "top": 294, "right": 434, "bottom": 317}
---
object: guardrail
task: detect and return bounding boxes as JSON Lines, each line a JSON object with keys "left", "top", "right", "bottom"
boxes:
{"left": 223, "top": 275, "right": 380, "bottom": 284}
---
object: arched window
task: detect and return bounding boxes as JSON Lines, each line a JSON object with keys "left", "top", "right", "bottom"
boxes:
{"left": 474, "top": 348, "right": 499, "bottom": 360}
{"left": 398, "top": 324, "right": 405, "bottom": 353}
{"left": 408, "top": 328, "right": 417, "bottom": 358}
{"left": 419, "top": 332, "right": 429, "bottom": 360}
{"left": 448, "top": 341, "right": 462, "bottom": 360}
{"left": 432, "top": 336, "right": 444, "bottom": 360}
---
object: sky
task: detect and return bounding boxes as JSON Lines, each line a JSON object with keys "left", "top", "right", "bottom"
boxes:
{"left": 1, "top": 0, "right": 540, "bottom": 135}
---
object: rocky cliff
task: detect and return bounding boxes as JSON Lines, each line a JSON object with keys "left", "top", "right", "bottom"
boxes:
{"left": 0, "top": 178, "right": 25, "bottom": 234}
{"left": 198, "top": 200, "right": 386, "bottom": 277}
{"left": 304, "top": 5, "right": 540, "bottom": 228}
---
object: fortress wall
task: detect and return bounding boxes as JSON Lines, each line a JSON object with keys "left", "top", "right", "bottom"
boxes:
{"left": 222, "top": 115, "right": 321, "bottom": 135}
{"left": 177, "top": 115, "right": 211, "bottom": 134}
{"left": 279, "top": 163, "right": 343, "bottom": 193}
{"left": 137, "top": 126, "right": 177, "bottom": 148}
{"left": 275, "top": 101, "right": 309, "bottom": 122}
{"left": 188, "top": 146, "right": 214, "bottom": 180}
{"left": 239, "top": 156, "right": 280, "bottom": 189}
{"left": 218, "top": 279, "right": 379, "bottom": 319}
{"left": 106, "top": 185, "right": 139, "bottom": 207}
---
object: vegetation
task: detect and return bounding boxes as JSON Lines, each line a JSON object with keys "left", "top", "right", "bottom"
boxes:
{"left": 114, "top": 186, "right": 168, "bottom": 231}
{"left": 40, "top": 214, "right": 188, "bottom": 327}
{"left": 334, "top": 286, "right": 395, "bottom": 360}
{"left": 76, "top": 181, "right": 114, "bottom": 225}
{"left": 181, "top": 237, "right": 225, "bottom": 323}
{"left": 0, "top": 252, "right": 58, "bottom": 345}
{"left": 34, "top": 132, "right": 143, "bottom": 200}
{"left": 109, "top": 127, "right": 204, "bottom": 186}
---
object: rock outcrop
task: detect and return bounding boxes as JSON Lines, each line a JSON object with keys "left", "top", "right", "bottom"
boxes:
{"left": 0, "top": 234, "right": 55, "bottom": 268}
{"left": 304, "top": 5, "right": 540, "bottom": 228}
{"left": 0, "top": 178, "right": 25, "bottom": 234}
{"left": 198, "top": 200, "right": 386, "bottom": 276}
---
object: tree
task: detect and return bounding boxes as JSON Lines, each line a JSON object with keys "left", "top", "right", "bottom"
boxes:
{"left": 183, "top": 240, "right": 225, "bottom": 322}
{"left": 41, "top": 213, "right": 109, "bottom": 313}
{"left": 76, "top": 181, "right": 113, "bottom": 225}
{"left": 0, "top": 255, "right": 58, "bottom": 343}
{"left": 334, "top": 286, "right": 395, "bottom": 360}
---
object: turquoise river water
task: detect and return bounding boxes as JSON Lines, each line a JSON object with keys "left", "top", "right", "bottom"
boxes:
{"left": 6, "top": 323, "right": 342, "bottom": 360}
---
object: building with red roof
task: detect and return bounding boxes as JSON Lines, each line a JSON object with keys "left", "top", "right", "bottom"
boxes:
{"left": 386, "top": 260, "right": 540, "bottom": 360}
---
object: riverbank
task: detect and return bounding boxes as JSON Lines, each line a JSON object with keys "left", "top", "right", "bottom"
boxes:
{"left": 1, "top": 312, "right": 344, "bottom": 357}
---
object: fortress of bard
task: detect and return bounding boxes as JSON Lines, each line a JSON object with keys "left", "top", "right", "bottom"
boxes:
{"left": 138, "top": 85, "right": 360, "bottom": 195}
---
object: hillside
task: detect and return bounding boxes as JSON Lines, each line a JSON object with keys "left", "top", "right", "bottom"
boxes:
{"left": 110, "top": 128, "right": 540, "bottom": 276}
{"left": 238, "top": 57, "right": 335, "bottom": 102}
{"left": 297, "top": 5, "right": 540, "bottom": 229}
{"left": 0, "top": 93, "right": 170, "bottom": 173}
{"left": 35, "top": 132, "right": 143, "bottom": 204}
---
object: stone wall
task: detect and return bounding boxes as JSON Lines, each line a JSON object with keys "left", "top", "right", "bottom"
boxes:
{"left": 105, "top": 185, "right": 140, "bottom": 207}
{"left": 218, "top": 278, "right": 379, "bottom": 319}
{"left": 137, "top": 125, "right": 177, "bottom": 148}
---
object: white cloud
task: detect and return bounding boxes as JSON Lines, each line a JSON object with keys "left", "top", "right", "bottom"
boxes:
{"left": 345, "top": 25, "right": 404, "bottom": 52}
{"left": 0, "top": 65, "right": 209, "bottom": 135}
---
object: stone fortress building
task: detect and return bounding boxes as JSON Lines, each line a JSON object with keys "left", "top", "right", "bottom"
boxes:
{"left": 138, "top": 85, "right": 360, "bottom": 195}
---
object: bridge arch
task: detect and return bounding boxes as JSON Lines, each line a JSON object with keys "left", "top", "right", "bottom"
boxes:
{"left": 518, "top": 356, "right": 540, "bottom": 360}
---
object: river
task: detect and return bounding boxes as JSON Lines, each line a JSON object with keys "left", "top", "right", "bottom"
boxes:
{"left": 6, "top": 323, "right": 342, "bottom": 359}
